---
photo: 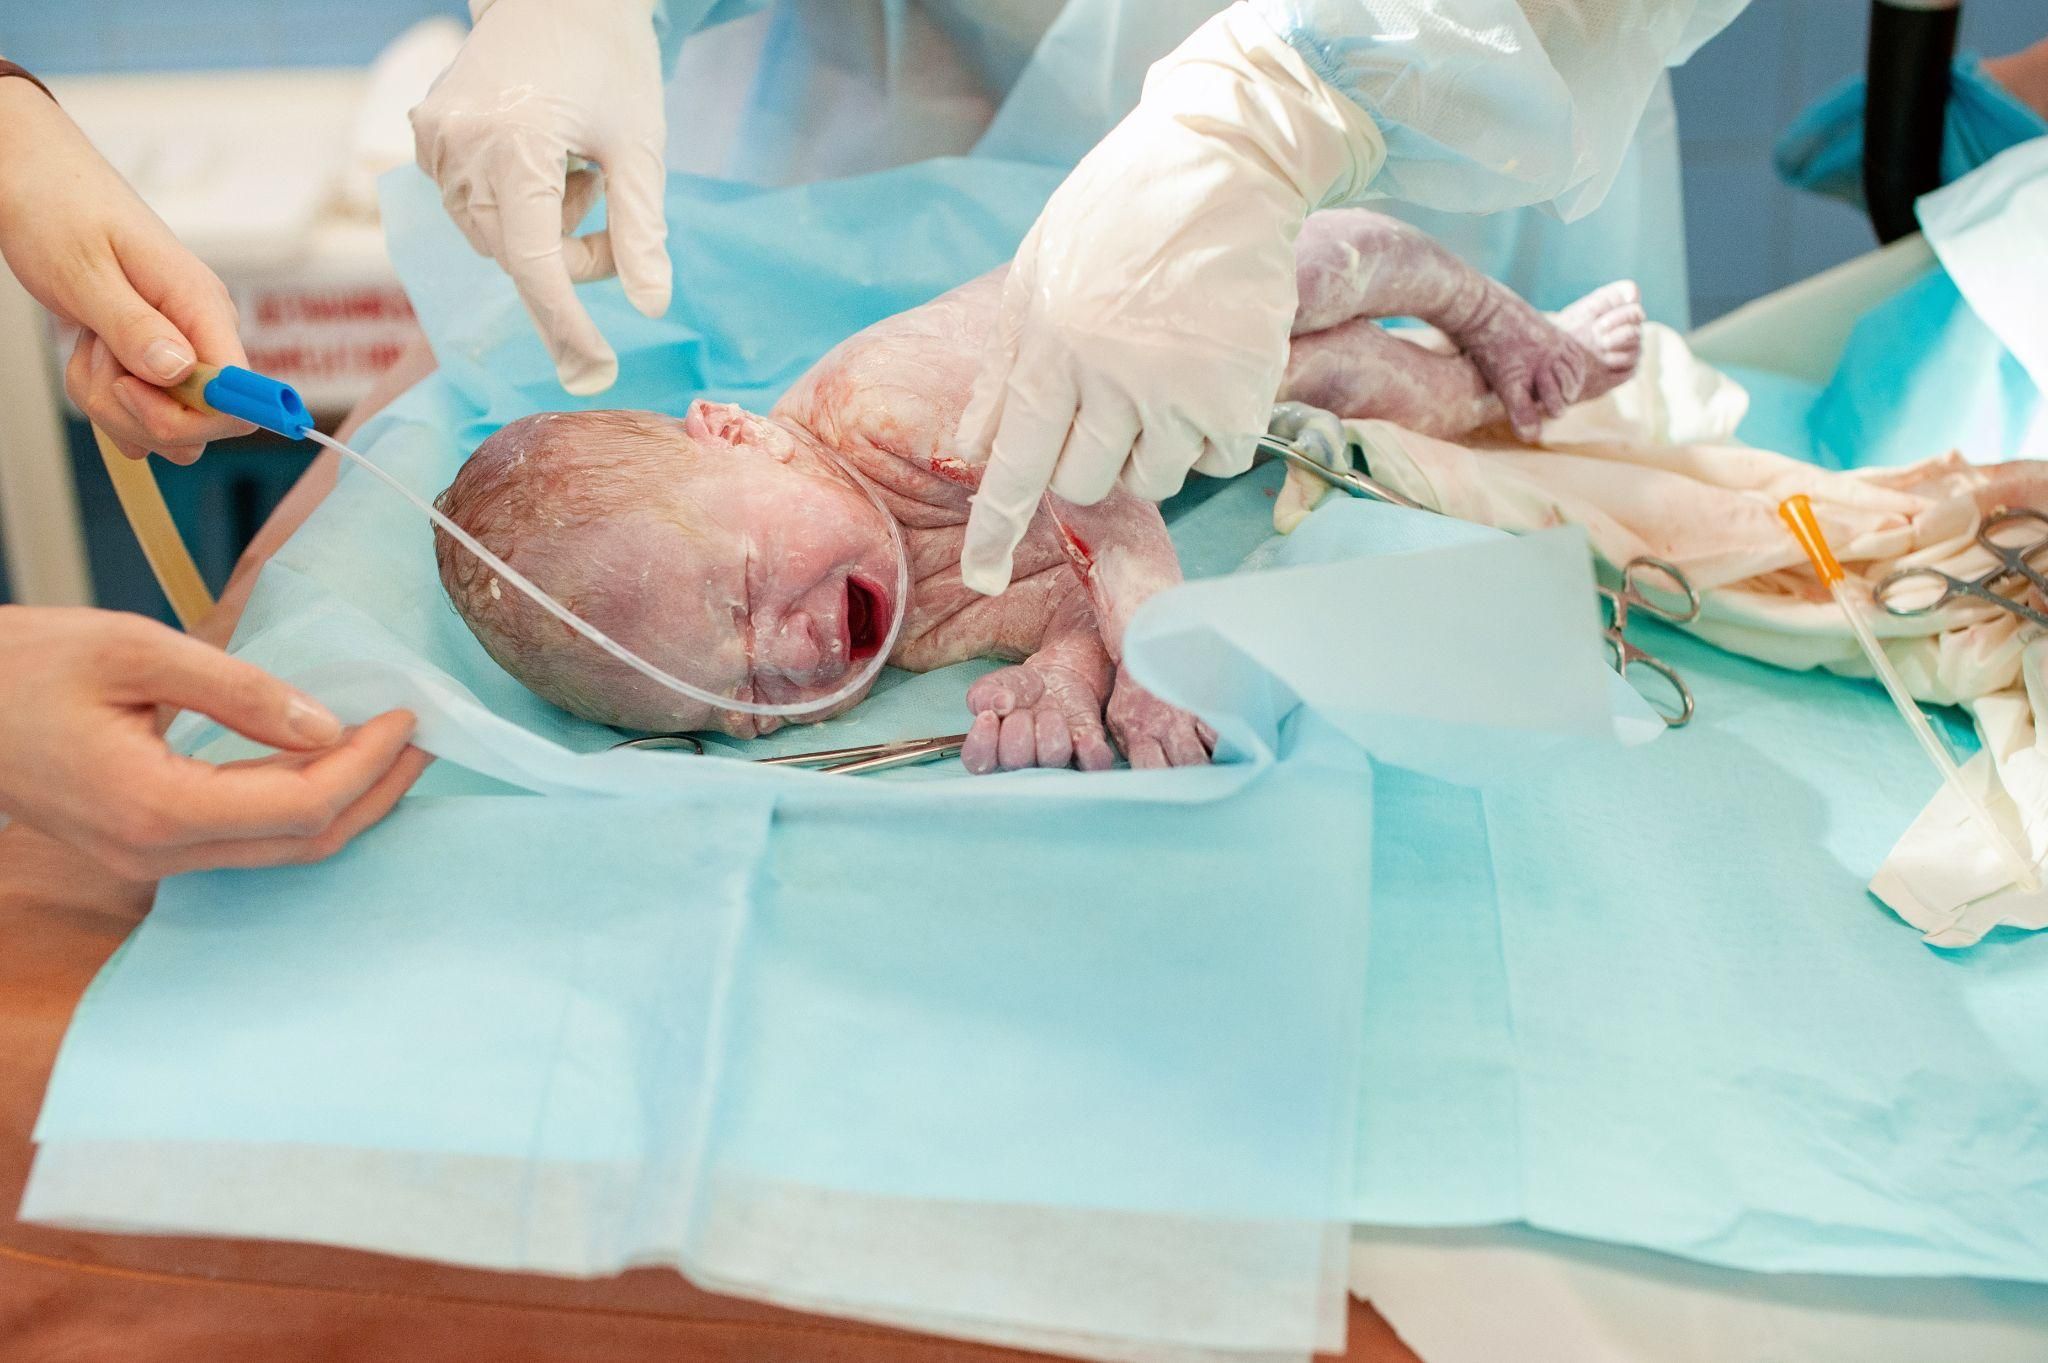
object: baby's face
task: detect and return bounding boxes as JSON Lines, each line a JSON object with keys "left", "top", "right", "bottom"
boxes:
{"left": 436, "top": 401, "right": 899, "bottom": 738}
{"left": 678, "top": 401, "right": 900, "bottom": 727}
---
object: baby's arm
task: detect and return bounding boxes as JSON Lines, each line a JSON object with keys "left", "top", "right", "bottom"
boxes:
{"left": 1036, "top": 489, "right": 1216, "bottom": 769}
{"left": 961, "top": 576, "right": 1118, "bottom": 774}
{"left": 1038, "top": 490, "right": 1180, "bottom": 662}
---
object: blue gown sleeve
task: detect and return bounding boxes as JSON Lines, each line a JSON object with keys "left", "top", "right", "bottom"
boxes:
{"left": 1774, "top": 54, "right": 2048, "bottom": 211}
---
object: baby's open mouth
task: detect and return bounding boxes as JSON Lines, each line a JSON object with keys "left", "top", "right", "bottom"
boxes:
{"left": 846, "top": 575, "right": 886, "bottom": 660}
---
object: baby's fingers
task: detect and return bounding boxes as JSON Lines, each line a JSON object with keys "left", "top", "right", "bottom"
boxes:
{"left": 962, "top": 709, "right": 1003, "bottom": 776}
{"left": 1125, "top": 737, "right": 1168, "bottom": 770}
{"left": 1163, "top": 721, "right": 1210, "bottom": 768}
{"left": 1033, "top": 708, "right": 1073, "bottom": 770}
{"left": 966, "top": 665, "right": 1045, "bottom": 718}
{"left": 996, "top": 710, "right": 1039, "bottom": 770}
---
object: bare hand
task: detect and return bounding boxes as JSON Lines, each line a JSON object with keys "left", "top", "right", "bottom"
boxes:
{"left": 0, "top": 607, "right": 431, "bottom": 879}
{"left": 0, "top": 78, "right": 254, "bottom": 462}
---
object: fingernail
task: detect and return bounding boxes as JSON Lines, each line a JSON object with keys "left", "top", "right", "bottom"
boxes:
{"left": 627, "top": 270, "right": 671, "bottom": 320}
{"left": 142, "top": 339, "right": 194, "bottom": 383}
{"left": 286, "top": 694, "right": 343, "bottom": 745}
{"left": 559, "top": 353, "right": 618, "bottom": 397}
{"left": 959, "top": 562, "right": 1011, "bottom": 597}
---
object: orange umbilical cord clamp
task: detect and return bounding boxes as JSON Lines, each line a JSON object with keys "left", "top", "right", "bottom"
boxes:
{"left": 1779, "top": 494, "right": 1846, "bottom": 587}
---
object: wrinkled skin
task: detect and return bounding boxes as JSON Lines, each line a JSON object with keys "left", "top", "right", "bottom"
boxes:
{"left": 437, "top": 209, "right": 1645, "bottom": 772}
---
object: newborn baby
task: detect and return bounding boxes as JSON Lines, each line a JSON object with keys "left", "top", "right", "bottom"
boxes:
{"left": 436, "top": 209, "right": 1645, "bottom": 773}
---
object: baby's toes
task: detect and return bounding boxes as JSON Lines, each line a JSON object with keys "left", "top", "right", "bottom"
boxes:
{"left": 1500, "top": 384, "right": 1545, "bottom": 442}
{"left": 1535, "top": 350, "right": 1586, "bottom": 417}
{"left": 1558, "top": 280, "right": 1639, "bottom": 331}
{"left": 1598, "top": 308, "right": 1646, "bottom": 368}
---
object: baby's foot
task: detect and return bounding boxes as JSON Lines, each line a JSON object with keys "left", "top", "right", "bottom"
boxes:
{"left": 1552, "top": 280, "right": 1645, "bottom": 406}
{"left": 1457, "top": 279, "right": 1642, "bottom": 441}
{"left": 1106, "top": 669, "right": 1215, "bottom": 770}
{"left": 963, "top": 657, "right": 1117, "bottom": 774}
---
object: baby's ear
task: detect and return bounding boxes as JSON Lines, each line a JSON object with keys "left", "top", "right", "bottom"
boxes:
{"left": 682, "top": 400, "right": 751, "bottom": 446}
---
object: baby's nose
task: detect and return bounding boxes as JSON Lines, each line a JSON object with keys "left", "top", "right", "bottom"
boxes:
{"left": 757, "top": 613, "right": 836, "bottom": 682}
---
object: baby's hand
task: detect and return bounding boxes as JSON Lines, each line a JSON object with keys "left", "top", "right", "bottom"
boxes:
{"left": 1106, "top": 669, "right": 1216, "bottom": 770}
{"left": 963, "top": 657, "right": 1117, "bottom": 774}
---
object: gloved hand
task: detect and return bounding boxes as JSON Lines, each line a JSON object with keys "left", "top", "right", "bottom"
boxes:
{"left": 411, "top": 0, "right": 672, "bottom": 395}
{"left": 0, "top": 76, "right": 254, "bottom": 463}
{"left": 0, "top": 606, "right": 431, "bottom": 880}
{"left": 954, "top": 2, "right": 1384, "bottom": 595}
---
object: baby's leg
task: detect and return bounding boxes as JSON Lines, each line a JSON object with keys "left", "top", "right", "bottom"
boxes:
{"left": 1283, "top": 301, "right": 1644, "bottom": 440}
{"left": 1281, "top": 319, "right": 1500, "bottom": 439}
{"left": 1293, "top": 209, "right": 1645, "bottom": 440}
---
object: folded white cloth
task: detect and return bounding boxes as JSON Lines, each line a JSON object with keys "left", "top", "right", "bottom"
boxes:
{"left": 1276, "top": 324, "right": 2048, "bottom": 946}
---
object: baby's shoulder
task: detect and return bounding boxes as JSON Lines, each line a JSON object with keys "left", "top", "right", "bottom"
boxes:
{"left": 771, "top": 268, "right": 1002, "bottom": 490}
{"left": 779, "top": 346, "right": 975, "bottom": 464}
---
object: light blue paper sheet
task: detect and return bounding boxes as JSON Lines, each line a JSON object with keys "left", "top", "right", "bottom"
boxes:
{"left": 1353, "top": 620, "right": 2048, "bottom": 1282}
{"left": 29, "top": 151, "right": 2048, "bottom": 1346}
{"left": 1807, "top": 268, "right": 2040, "bottom": 470}
{"left": 27, "top": 160, "right": 1646, "bottom": 1362}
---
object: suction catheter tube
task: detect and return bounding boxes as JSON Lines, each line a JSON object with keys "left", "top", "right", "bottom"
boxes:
{"left": 168, "top": 364, "right": 911, "bottom": 721}
{"left": 1778, "top": 495, "right": 2040, "bottom": 893}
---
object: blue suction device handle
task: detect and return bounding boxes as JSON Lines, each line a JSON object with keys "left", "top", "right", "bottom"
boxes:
{"left": 176, "top": 364, "right": 315, "bottom": 439}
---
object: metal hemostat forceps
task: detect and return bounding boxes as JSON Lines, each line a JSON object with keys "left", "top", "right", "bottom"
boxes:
{"left": 1258, "top": 432, "right": 1703, "bottom": 727}
{"left": 614, "top": 731, "right": 970, "bottom": 775}
{"left": 1875, "top": 508, "right": 2048, "bottom": 633}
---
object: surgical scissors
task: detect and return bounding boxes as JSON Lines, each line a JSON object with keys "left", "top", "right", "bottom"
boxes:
{"left": 1874, "top": 508, "right": 2048, "bottom": 632}
{"left": 613, "top": 734, "right": 705, "bottom": 754}
{"left": 611, "top": 730, "right": 969, "bottom": 774}
{"left": 1259, "top": 429, "right": 1701, "bottom": 727}
{"left": 1255, "top": 433, "right": 1428, "bottom": 511}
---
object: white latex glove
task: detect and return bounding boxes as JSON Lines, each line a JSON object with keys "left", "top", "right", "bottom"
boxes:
{"left": 411, "top": 0, "right": 672, "bottom": 395}
{"left": 954, "top": 2, "right": 1385, "bottom": 595}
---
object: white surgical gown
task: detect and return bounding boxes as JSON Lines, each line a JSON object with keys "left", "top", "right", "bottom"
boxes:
{"left": 659, "top": 0, "right": 1066, "bottom": 184}
{"left": 654, "top": 0, "right": 1747, "bottom": 325}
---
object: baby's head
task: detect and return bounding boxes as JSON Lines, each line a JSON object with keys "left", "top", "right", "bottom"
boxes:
{"left": 436, "top": 399, "right": 899, "bottom": 737}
